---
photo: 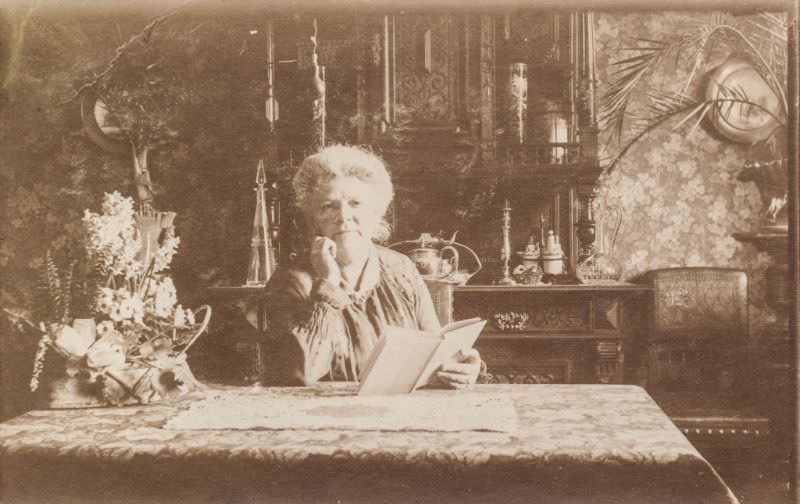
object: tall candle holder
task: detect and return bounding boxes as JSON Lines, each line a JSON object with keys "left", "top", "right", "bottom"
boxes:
{"left": 497, "top": 199, "right": 516, "bottom": 285}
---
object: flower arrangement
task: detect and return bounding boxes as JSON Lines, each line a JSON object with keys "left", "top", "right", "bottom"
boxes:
{"left": 6, "top": 191, "right": 209, "bottom": 407}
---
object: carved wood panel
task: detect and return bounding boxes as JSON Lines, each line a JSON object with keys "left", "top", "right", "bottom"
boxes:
{"left": 454, "top": 292, "right": 593, "bottom": 333}
{"left": 649, "top": 268, "right": 748, "bottom": 340}
{"left": 395, "top": 14, "right": 459, "bottom": 125}
{"left": 476, "top": 340, "right": 578, "bottom": 382}
{"left": 480, "top": 363, "right": 572, "bottom": 384}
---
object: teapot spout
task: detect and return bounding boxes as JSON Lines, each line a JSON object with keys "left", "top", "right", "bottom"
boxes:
{"left": 447, "top": 231, "right": 459, "bottom": 244}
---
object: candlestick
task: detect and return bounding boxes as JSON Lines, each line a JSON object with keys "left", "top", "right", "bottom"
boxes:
{"left": 497, "top": 199, "right": 516, "bottom": 285}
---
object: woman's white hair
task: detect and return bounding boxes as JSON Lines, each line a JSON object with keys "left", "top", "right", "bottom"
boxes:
{"left": 293, "top": 144, "right": 394, "bottom": 242}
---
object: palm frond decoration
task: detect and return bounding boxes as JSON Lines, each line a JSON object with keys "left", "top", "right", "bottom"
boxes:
{"left": 600, "top": 12, "right": 788, "bottom": 173}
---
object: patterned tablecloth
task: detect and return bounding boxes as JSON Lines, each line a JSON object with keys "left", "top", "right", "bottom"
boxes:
{"left": 0, "top": 384, "right": 739, "bottom": 504}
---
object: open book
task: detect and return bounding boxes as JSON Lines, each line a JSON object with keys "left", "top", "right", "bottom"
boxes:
{"left": 358, "top": 318, "right": 486, "bottom": 395}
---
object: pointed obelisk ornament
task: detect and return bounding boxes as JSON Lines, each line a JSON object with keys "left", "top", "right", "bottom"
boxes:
{"left": 246, "top": 160, "right": 277, "bottom": 286}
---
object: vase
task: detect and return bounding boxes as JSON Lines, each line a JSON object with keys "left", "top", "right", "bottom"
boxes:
{"left": 134, "top": 210, "right": 176, "bottom": 264}
{"left": 502, "top": 62, "right": 528, "bottom": 159}
{"left": 577, "top": 205, "right": 623, "bottom": 284}
{"left": 576, "top": 251, "right": 622, "bottom": 284}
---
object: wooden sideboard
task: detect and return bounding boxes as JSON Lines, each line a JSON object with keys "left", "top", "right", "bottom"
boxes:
{"left": 200, "top": 283, "right": 653, "bottom": 387}
{"left": 425, "top": 282, "right": 653, "bottom": 385}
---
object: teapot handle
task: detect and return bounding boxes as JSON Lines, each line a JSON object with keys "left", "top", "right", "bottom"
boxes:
{"left": 440, "top": 245, "right": 460, "bottom": 274}
{"left": 452, "top": 242, "right": 482, "bottom": 278}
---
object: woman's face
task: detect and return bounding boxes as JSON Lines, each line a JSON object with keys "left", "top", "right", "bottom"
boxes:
{"left": 308, "top": 176, "right": 384, "bottom": 249}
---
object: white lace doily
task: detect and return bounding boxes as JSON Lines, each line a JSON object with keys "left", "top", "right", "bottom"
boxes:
{"left": 164, "top": 389, "right": 518, "bottom": 433}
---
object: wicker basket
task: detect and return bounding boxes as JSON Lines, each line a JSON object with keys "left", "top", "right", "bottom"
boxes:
{"left": 35, "top": 306, "right": 210, "bottom": 409}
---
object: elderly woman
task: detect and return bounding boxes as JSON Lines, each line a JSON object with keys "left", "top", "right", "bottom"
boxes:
{"left": 263, "top": 145, "right": 481, "bottom": 387}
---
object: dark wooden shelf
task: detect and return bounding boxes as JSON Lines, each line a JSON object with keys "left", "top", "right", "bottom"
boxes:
{"left": 455, "top": 283, "right": 652, "bottom": 293}
{"left": 732, "top": 231, "right": 787, "bottom": 257}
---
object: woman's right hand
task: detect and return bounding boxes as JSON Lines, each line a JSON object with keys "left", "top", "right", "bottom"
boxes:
{"left": 311, "top": 236, "right": 342, "bottom": 285}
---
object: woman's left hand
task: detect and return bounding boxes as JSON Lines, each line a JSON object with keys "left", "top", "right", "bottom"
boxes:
{"left": 436, "top": 348, "right": 481, "bottom": 389}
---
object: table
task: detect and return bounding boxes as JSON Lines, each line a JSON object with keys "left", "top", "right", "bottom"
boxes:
{"left": 0, "top": 384, "right": 739, "bottom": 504}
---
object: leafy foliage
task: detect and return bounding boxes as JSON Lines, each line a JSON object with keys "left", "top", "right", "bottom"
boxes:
{"left": 33, "top": 250, "right": 76, "bottom": 325}
{"left": 600, "top": 12, "right": 788, "bottom": 172}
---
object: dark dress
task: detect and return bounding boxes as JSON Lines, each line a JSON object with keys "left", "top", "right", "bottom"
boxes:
{"left": 262, "top": 245, "right": 441, "bottom": 385}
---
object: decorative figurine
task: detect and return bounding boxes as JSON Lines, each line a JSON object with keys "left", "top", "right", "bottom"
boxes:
{"left": 513, "top": 236, "right": 544, "bottom": 285}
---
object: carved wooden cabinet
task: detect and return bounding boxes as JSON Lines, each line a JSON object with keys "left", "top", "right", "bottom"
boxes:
{"left": 426, "top": 282, "right": 653, "bottom": 384}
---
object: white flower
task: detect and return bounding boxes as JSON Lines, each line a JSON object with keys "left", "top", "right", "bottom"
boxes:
{"left": 153, "top": 277, "right": 177, "bottom": 318}
{"left": 109, "top": 304, "right": 125, "bottom": 322}
{"left": 117, "top": 296, "right": 135, "bottom": 321}
{"left": 96, "top": 321, "right": 115, "bottom": 337}
{"left": 52, "top": 324, "right": 95, "bottom": 357}
{"left": 83, "top": 193, "right": 143, "bottom": 278}
{"left": 152, "top": 235, "right": 180, "bottom": 274}
{"left": 86, "top": 338, "right": 126, "bottom": 369}
{"left": 79, "top": 192, "right": 190, "bottom": 363}
{"left": 172, "top": 306, "right": 196, "bottom": 328}
{"left": 173, "top": 305, "right": 187, "bottom": 327}
{"left": 96, "top": 288, "right": 115, "bottom": 314}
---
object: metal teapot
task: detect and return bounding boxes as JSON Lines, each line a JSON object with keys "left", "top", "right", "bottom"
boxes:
{"left": 389, "top": 232, "right": 482, "bottom": 284}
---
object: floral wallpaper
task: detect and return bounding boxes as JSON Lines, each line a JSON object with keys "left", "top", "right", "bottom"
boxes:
{"left": 594, "top": 12, "right": 781, "bottom": 341}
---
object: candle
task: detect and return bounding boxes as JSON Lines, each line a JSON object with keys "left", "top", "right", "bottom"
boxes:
{"left": 539, "top": 214, "right": 545, "bottom": 245}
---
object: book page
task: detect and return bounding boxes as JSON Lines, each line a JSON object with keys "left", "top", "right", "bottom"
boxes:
{"left": 443, "top": 317, "right": 484, "bottom": 333}
{"left": 358, "top": 327, "right": 441, "bottom": 395}
{"left": 414, "top": 319, "right": 487, "bottom": 390}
